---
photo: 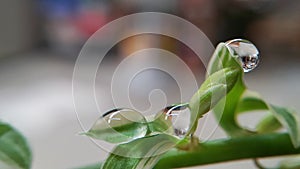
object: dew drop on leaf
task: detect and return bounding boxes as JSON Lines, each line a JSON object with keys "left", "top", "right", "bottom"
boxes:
{"left": 226, "top": 39, "right": 260, "bottom": 72}
{"left": 155, "top": 104, "right": 191, "bottom": 138}
{"left": 87, "top": 108, "right": 148, "bottom": 143}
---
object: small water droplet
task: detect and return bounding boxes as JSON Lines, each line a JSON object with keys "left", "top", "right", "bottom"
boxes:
{"left": 155, "top": 104, "right": 191, "bottom": 138}
{"left": 87, "top": 108, "right": 148, "bottom": 143}
{"left": 226, "top": 39, "right": 260, "bottom": 72}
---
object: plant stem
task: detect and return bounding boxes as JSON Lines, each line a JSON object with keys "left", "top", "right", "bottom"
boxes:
{"left": 77, "top": 133, "right": 300, "bottom": 169}
{"left": 154, "top": 133, "right": 300, "bottom": 169}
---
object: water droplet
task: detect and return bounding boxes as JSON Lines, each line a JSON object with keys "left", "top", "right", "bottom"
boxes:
{"left": 226, "top": 39, "right": 260, "bottom": 72}
{"left": 86, "top": 108, "right": 148, "bottom": 143}
{"left": 155, "top": 104, "right": 191, "bottom": 138}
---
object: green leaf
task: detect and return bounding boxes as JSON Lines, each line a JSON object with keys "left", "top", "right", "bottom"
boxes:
{"left": 207, "top": 43, "right": 242, "bottom": 75}
{"left": 102, "top": 134, "right": 178, "bottom": 169}
{"left": 256, "top": 112, "right": 282, "bottom": 134}
{"left": 207, "top": 43, "right": 253, "bottom": 136}
{"left": 236, "top": 86, "right": 300, "bottom": 147}
{"left": 269, "top": 105, "right": 300, "bottom": 148}
{"left": 207, "top": 42, "right": 300, "bottom": 147}
{"left": 237, "top": 91, "right": 282, "bottom": 133}
{"left": 75, "top": 163, "right": 101, "bottom": 169}
{"left": 0, "top": 121, "right": 31, "bottom": 169}
{"left": 235, "top": 90, "right": 268, "bottom": 113}
{"left": 207, "top": 43, "right": 282, "bottom": 137}
{"left": 213, "top": 80, "right": 254, "bottom": 136}
{"left": 84, "top": 109, "right": 148, "bottom": 144}
{"left": 188, "top": 67, "right": 240, "bottom": 134}
{"left": 147, "top": 117, "right": 173, "bottom": 135}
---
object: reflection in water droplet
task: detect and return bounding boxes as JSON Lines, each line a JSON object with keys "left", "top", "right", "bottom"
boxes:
{"left": 155, "top": 104, "right": 191, "bottom": 138}
{"left": 226, "top": 39, "right": 260, "bottom": 72}
{"left": 87, "top": 108, "right": 148, "bottom": 143}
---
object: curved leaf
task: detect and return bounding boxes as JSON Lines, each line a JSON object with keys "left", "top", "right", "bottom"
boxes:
{"left": 269, "top": 105, "right": 300, "bottom": 148}
{"left": 207, "top": 43, "right": 242, "bottom": 75}
{"left": 0, "top": 121, "right": 31, "bottom": 169}
{"left": 188, "top": 67, "right": 240, "bottom": 135}
{"left": 208, "top": 42, "right": 300, "bottom": 148}
{"left": 234, "top": 90, "right": 300, "bottom": 147}
{"left": 207, "top": 43, "right": 280, "bottom": 137}
{"left": 213, "top": 79, "right": 254, "bottom": 136}
{"left": 235, "top": 90, "right": 268, "bottom": 113}
{"left": 84, "top": 109, "right": 148, "bottom": 144}
{"left": 256, "top": 113, "right": 282, "bottom": 134}
{"left": 208, "top": 43, "right": 252, "bottom": 136}
{"left": 237, "top": 91, "right": 281, "bottom": 133}
{"left": 102, "top": 134, "right": 178, "bottom": 169}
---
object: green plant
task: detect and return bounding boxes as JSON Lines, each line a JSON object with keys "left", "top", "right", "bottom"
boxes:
{"left": 0, "top": 121, "right": 31, "bottom": 169}
{"left": 1, "top": 41, "right": 299, "bottom": 169}
{"left": 82, "top": 42, "right": 300, "bottom": 169}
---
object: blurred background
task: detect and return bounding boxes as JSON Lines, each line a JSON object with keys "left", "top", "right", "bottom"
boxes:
{"left": 0, "top": 0, "right": 300, "bottom": 169}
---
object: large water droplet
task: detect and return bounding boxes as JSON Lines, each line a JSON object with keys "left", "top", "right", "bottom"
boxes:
{"left": 155, "top": 104, "right": 191, "bottom": 138}
{"left": 226, "top": 39, "right": 260, "bottom": 72}
{"left": 86, "top": 108, "right": 148, "bottom": 143}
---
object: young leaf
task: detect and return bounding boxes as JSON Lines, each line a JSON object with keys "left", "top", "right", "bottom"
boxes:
{"left": 269, "top": 105, "right": 300, "bottom": 148}
{"left": 207, "top": 43, "right": 279, "bottom": 137}
{"left": 84, "top": 108, "right": 148, "bottom": 143}
{"left": 207, "top": 43, "right": 242, "bottom": 75}
{"left": 102, "top": 134, "right": 178, "bottom": 169}
{"left": 207, "top": 42, "right": 300, "bottom": 148}
{"left": 206, "top": 43, "right": 253, "bottom": 136}
{"left": 188, "top": 67, "right": 240, "bottom": 135}
{"left": 0, "top": 121, "right": 31, "bottom": 169}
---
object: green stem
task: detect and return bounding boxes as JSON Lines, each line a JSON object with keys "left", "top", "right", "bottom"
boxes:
{"left": 76, "top": 133, "right": 300, "bottom": 169}
{"left": 154, "top": 133, "right": 300, "bottom": 169}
